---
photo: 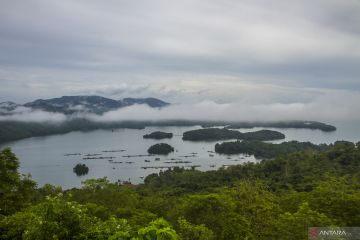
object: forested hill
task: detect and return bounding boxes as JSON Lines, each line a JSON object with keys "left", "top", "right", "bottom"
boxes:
{"left": 0, "top": 96, "right": 169, "bottom": 116}
{"left": 0, "top": 140, "right": 359, "bottom": 239}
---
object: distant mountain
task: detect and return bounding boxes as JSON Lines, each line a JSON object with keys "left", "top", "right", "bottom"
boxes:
{"left": 24, "top": 96, "right": 122, "bottom": 115}
{"left": 0, "top": 101, "right": 19, "bottom": 111}
{"left": 0, "top": 101, "right": 20, "bottom": 115}
{"left": 0, "top": 96, "right": 170, "bottom": 115}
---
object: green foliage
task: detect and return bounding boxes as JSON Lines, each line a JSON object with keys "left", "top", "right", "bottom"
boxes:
{"left": 0, "top": 148, "right": 36, "bottom": 215}
{"left": 0, "top": 196, "right": 178, "bottom": 240}
{"left": 136, "top": 218, "right": 178, "bottom": 240}
{"left": 147, "top": 143, "right": 174, "bottom": 155}
{"left": 273, "top": 202, "right": 333, "bottom": 240}
{"left": 0, "top": 196, "right": 93, "bottom": 240}
{"left": 177, "top": 218, "right": 215, "bottom": 240}
{"left": 306, "top": 176, "right": 360, "bottom": 226}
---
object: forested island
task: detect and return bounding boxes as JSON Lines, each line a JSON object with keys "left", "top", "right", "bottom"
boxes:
{"left": 147, "top": 143, "right": 174, "bottom": 155}
{"left": 0, "top": 120, "right": 334, "bottom": 144}
{"left": 73, "top": 163, "right": 89, "bottom": 176}
{"left": 1, "top": 140, "right": 359, "bottom": 239}
{"left": 182, "top": 128, "right": 285, "bottom": 141}
{"left": 143, "top": 131, "right": 173, "bottom": 139}
{"left": 215, "top": 140, "right": 330, "bottom": 158}
{"left": 224, "top": 120, "right": 337, "bottom": 132}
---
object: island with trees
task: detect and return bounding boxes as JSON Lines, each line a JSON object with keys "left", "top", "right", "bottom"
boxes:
{"left": 224, "top": 120, "right": 336, "bottom": 132}
{"left": 73, "top": 163, "right": 89, "bottom": 176}
{"left": 182, "top": 128, "right": 285, "bottom": 141}
{"left": 242, "top": 129, "right": 285, "bottom": 140}
{"left": 215, "top": 140, "right": 330, "bottom": 158}
{"left": 147, "top": 143, "right": 174, "bottom": 155}
{"left": 143, "top": 131, "right": 173, "bottom": 139}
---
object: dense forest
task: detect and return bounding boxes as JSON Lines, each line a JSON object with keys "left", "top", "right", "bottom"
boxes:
{"left": 182, "top": 128, "right": 285, "bottom": 141}
{"left": 215, "top": 140, "right": 330, "bottom": 158}
{"left": 0, "top": 141, "right": 359, "bottom": 239}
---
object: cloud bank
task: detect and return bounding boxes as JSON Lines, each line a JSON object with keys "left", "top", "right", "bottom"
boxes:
{"left": 1, "top": 90, "right": 359, "bottom": 123}
{"left": 0, "top": 107, "right": 67, "bottom": 123}
{"left": 89, "top": 91, "right": 360, "bottom": 122}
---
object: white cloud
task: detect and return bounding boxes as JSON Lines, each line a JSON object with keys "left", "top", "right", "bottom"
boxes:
{"left": 0, "top": 107, "right": 66, "bottom": 123}
{"left": 87, "top": 90, "right": 360, "bottom": 122}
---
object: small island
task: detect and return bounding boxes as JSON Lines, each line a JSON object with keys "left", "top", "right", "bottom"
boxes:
{"left": 182, "top": 128, "right": 285, "bottom": 141}
{"left": 147, "top": 143, "right": 174, "bottom": 155}
{"left": 183, "top": 128, "right": 242, "bottom": 141}
{"left": 243, "top": 129, "right": 285, "bottom": 141}
{"left": 73, "top": 163, "right": 89, "bottom": 176}
{"left": 143, "top": 131, "right": 173, "bottom": 139}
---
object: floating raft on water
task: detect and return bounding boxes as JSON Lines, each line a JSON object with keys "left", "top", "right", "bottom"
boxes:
{"left": 122, "top": 154, "right": 154, "bottom": 158}
{"left": 141, "top": 165, "right": 201, "bottom": 169}
{"left": 83, "top": 156, "right": 116, "bottom": 160}
{"left": 102, "top": 150, "right": 126, "bottom": 152}
{"left": 163, "top": 161, "right": 192, "bottom": 164}
{"left": 84, "top": 153, "right": 102, "bottom": 157}
{"left": 178, "top": 155, "right": 197, "bottom": 158}
{"left": 64, "top": 153, "right": 81, "bottom": 156}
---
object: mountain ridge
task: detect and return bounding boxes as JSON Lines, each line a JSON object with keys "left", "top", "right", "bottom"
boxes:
{"left": 0, "top": 95, "right": 170, "bottom": 115}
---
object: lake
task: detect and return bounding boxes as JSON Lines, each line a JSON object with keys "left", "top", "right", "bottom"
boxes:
{"left": 1, "top": 120, "right": 360, "bottom": 189}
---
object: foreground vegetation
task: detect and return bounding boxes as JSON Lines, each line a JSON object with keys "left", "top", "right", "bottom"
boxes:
{"left": 0, "top": 140, "right": 359, "bottom": 239}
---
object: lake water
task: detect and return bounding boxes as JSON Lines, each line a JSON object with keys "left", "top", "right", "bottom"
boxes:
{"left": 1, "top": 120, "right": 359, "bottom": 189}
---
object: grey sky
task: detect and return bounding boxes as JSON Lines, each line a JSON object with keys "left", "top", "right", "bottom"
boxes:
{"left": 0, "top": 0, "right": 359, "bottom": 108}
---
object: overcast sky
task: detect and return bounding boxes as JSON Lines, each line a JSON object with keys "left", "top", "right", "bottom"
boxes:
{"left": 0, "top": 0, "right": 359, "bottom": 110}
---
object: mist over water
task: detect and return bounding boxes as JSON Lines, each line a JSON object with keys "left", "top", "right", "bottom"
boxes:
{"left": 2, "top": 89, "right": 360, "bottom": 124}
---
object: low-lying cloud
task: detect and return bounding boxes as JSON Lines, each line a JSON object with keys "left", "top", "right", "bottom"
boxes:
{"left": 90, "top": 92, "right": 360, "bottom": 123}
{"left": 1, "top": 91, "right": 359, "bottom": 124}
{"left": 0, "top": 107, "right": 67, "bottom": 123}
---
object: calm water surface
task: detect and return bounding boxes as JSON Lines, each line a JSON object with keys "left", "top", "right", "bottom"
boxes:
{"left": 1, "top": 121, "right": 359, "bottom": 189}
